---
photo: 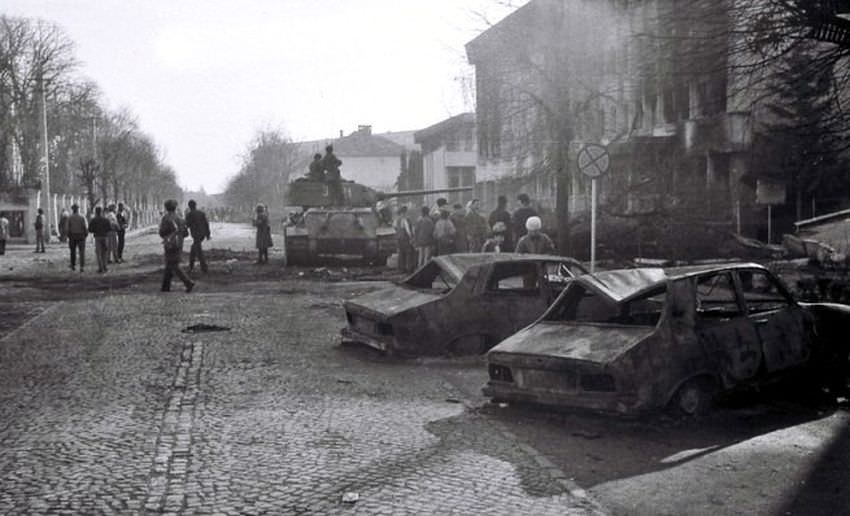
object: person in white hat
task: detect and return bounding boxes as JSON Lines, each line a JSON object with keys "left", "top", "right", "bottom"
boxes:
{"left": 515, "top": 216, "right": 555, "bottom": 254}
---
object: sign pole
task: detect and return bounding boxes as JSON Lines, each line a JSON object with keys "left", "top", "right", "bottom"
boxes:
{"left": 575, "top": 143, "right": 609, "bottom": 273}
{"left": 767, "top": 205, "right": 772, "bottom": 244}
{"left": 590, "top": 178, "right": 597, "bottom": 273}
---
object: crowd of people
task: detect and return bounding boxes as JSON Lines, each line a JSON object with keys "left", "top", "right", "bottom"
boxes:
{"left": 30, "top": 203, "right": 134, "bottom": 273}
{"left": 392, "top": 192, "right": 556, "bottom": 273}
{"left": 0, "top": 192, "right": 555, "bottom": 288}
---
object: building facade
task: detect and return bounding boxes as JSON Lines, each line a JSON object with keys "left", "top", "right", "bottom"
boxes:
{"left": 414, "top": 113, "right": 477, "bottom": 206}
{"left": 464, "top": 0, "right": 824, "bottom": 259}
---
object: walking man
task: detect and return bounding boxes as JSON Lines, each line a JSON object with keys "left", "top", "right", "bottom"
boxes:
{"left": 34, "top": 208, "right": 46, "bottom": 253}
{"left": 159, "top": 199, "right": 194, "bottom": 292}
{"left": 66, "top": 204, "right": 88, "bottom": 272}
{"left": 87, "top": 207, "right": 112, "bottom": 273}
{"left": 0, "top": 212, "right": 9, "bottom": 255}
{"left": 116, "top": 202, "right": 131, "bottom": 262}
{"left": 185, "top": 199, "right": 211, "bottom": 273}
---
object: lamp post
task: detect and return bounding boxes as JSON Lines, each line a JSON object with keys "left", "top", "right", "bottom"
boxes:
{"left": 40, "top": 77, "right": 52, "bottom": 243}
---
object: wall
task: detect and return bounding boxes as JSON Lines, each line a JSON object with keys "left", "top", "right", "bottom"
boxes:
{"left": 337, "top": 155, "right": 401, "bottom": 192}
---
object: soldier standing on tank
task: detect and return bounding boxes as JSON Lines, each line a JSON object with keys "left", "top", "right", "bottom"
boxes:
{"left": 322, "top": 145, "right": 344, "bottom": 206}
{"left": 307, "top": 153, "right": 325, "bottom": 181}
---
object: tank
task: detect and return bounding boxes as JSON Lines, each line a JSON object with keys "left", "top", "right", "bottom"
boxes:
{"left": 284, "top": 179, "right": 473, "bottom": 265}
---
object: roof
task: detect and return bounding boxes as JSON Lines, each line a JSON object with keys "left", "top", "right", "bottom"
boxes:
{"left": 378, "top": 131, "right": 420, "bottom": 151}
{"left": 414, "top": 113, "right": 475, "bottom": 144}
{"left": 435, "top": 252, "right": 584, "bottom": 280}
{"left": 579, "top": 263, "right": 767, "bottom": 303}
{"left": 466, "top": 1, "right": 540, "bottom": 63}
{"left": 333, "top": 131, "right": 406, "bottom": 158}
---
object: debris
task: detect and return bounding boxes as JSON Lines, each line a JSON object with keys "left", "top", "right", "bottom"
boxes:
{"left": 341, "top": 492, "right": 359, "bottom": 504}
{"left": 181, "top": 324, "right": 231, "bottom": 333}
{"left": 498, "top": 402, "right": 508, "bottom": 408}
{"left": 336, "top": 379, "right": 354, "bottom": 384}
{"left": 298, "top": 272, "right": 305, "bottom": 277}
{"left": 445, "top": 398, "right": 461, "bottom": 404}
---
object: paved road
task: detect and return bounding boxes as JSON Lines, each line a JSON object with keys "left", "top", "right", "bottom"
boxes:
{"left": 4, "top": 223, "right": 850, "bottom": 515}
{"left": 0, "top": 223, "right": 602, "bottom": 514}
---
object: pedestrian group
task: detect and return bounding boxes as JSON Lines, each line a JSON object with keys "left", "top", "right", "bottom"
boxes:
{"left": 393, "top": 192, "right": 555, "bottom": 273}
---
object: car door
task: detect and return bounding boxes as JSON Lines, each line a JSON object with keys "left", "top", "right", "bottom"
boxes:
{"left": 693, "top": 272, "right": 762, "bottom": 383}
{"left": 478, "top": 261, "right": 549, "bottom": 339}
{"left": 542, "top": 260, "right": 580, "bottom": 304}
{"left": 736, "top": 269, "right": 811, "bottom": 373}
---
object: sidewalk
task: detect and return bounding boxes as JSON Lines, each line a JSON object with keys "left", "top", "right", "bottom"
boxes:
{"left": 0, "top": 226, "right": 155, "bottom": 278}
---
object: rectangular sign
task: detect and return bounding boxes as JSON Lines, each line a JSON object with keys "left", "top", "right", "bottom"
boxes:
{"left": 756, "top": 179, "right": 786, "bottom": 205}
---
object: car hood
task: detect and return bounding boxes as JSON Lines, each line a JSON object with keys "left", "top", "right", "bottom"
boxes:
{"left": 345, "top": 286, "right": 441, "bottom": 318}
{"left": 490, "top": 322, "right": 654, "bottom": 364}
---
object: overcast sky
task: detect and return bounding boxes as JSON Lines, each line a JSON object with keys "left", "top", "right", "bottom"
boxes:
{"left": 4, "top": 0, "right": 523, "bottom": 193}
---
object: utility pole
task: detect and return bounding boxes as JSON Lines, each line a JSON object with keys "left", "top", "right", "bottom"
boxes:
{"left": 40, "top": 76, "right": 52, "bottom": 243}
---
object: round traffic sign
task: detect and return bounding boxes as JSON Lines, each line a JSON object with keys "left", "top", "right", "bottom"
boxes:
{"left": 577, "top": 144, "right": 610, "bottom": 179}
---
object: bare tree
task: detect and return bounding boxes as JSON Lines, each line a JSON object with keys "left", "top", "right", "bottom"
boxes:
{"left": 224, "top": 128, "right": 300, "bottom": 213}
{"left": 0, "top": 16, "right": 77, "bottom": 186}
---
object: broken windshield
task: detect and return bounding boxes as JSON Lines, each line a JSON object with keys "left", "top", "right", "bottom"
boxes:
{"left": 545, "top": 283, "right": 667, "bottom": 326}
{"left": 403, "top": 261, "right": 460, "bottom": 293}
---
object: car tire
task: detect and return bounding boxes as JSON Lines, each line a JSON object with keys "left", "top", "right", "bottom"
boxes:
{"left": 671, "top": 377, "right": 716, "bottom": 417}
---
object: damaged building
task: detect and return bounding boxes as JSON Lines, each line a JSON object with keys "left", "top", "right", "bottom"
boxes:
{"left": 466, "top": 0, "right": 850, "bottom": 260}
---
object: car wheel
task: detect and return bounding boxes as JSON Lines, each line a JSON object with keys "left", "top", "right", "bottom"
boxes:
{"left": 672, "top": 378, "right": 716, "bottom": 416}
{"left": 449, "top": 335, "right": 489, "bottom": 355}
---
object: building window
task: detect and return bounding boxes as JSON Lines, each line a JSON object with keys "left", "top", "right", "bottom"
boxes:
{"left": 447, "top": 166, "right": 476, "bottom": 203}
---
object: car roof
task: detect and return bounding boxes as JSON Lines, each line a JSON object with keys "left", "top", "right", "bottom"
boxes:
{"left": 434, "top": 253, "right": 585, "bottom": 278}
{"left": 578, "top": 262, "right": 767, "bottom": 303}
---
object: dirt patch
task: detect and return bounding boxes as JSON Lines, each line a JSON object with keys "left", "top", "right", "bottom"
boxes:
{"left": 0, "top": 302, "right": 50, "bottom": 340}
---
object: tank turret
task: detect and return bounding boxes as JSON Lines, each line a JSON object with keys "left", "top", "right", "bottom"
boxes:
{"left": 287, "top": 178, "right": 472, "bottom": 208}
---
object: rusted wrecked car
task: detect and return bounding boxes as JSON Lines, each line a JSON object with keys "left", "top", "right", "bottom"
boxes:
{"left": 341, "top": 253, "right": 587, "bottom": 355}
{"left": 484, "top": 263, "right": 850, "bottom": 416}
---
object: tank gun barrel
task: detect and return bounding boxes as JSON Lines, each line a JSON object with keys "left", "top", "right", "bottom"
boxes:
{"left": 376, "top": 186, "right": 473, "bottom": 201}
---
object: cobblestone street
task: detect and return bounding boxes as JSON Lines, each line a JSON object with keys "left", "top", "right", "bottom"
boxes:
{"left": 0, "top": 227, "right": 603, "bottom": 514}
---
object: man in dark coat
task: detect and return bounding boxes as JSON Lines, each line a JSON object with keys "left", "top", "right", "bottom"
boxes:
{"left": 185, "top": 199, "right": 211, "bottom": 273}
{"left": 87, "top": 206, "right": 112, "bottom": 273}
{"left": 159, "top": 199, "right": 195, "bottom": 292}
{"left": 515, "top": 216, "right": 555, "bottom": 255}
{"left": 322, "top": 145, "right": 345, "bottom": 206}
{"left": 116, "top": 202, "right": 131, "bottom": 262}
{"left": 488, "top": 195, "right": 513, "bottom": 252}
{"left": 34, "top": 208, "right": 46, "bottom": 253}
{"left": 306, "top": 153, "right": 325, "bottom": 181}
{"left": 450, "top": 203, "right": 468, "bottom": 252}
{"left": 512, "top": 193, "right": 538, "bottom": 242}
{"left": 66, "top": 204, "right": 88, "bottom": 272}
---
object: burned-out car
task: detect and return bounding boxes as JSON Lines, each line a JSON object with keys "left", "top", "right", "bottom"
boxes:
{"left": 342, "top": 253, "right": 587, "bottom": 355}
{"left": 484, "top": 263, "right": 850, "bottom": 415}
